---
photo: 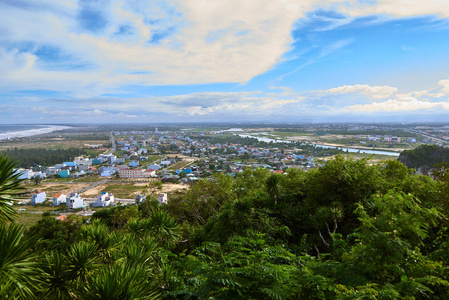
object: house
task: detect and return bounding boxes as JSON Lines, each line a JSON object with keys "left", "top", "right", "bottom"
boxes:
{"left": 63, "top": 162, "right": 77, "bottom": 171}
{"left": 55, "top": 215, "right": 67, "bottom": 221}
{"left": 53, "top": 194, "right": 66, "bottom": 205}
{"left": 58, "top": 169, "right": 70, "bottom": 178}
{"left": 31, "top": 191, "right": 46, "bottom": 205}
{"left": 135, "top": 194, "right": 146, "bottom": 205}
{"left": 14, "top": 169, "right": 30, "bottom": 179}
{"left": 92, "top": 158, "right": 102, "bottom": 165}
{"left": 78, "top": 164, "right": 91, "bottom": 172}
{"left": 160, "top": 161, "right": 171, "bottom": 166}
{"left": 158, "top": 193, "right": 168, "bottom": 204}
{"left": 66, "top": 193, "right": 85, "bottom": 209}
{"left": 100, "top": 167, "right": 115, "bottom": 177}
{"left": 91, "top": 192, "right": 115, "bottom": 207}
{"left": 138, "top": 148, "right": 148, "bottom": 155}
{"left": 147, "top": 164, "right": 160, "bottom": 171}
{"left": 129, "top": 160, "right": 139, "bottom": 167}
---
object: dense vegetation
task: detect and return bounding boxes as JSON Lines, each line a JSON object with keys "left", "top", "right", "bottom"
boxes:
{"left": 398, "top": 144, "right": 449, "bottom": 171}
{"left": 2, "top": 154, "right": 449, "bottom": 299}
{"left": 2, "top": 148, "right": 87, "bottom": 168}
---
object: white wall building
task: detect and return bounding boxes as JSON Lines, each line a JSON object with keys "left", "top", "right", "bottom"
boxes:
{"left": 158, "top": 193, "right": 168, "bottom": 204}
{"left": 118, "top": 169, "right": 155, "bottom": 178}
{"left": 91, "top": 192, "right": 115, "bottom": 207}
{"left": 31, "top": 191, "right": 46, "bottom": 205}
{"left": 66, "top": 193, "right": 84, "bottom": 209}
{"left": 53, "top": 194, "right": 66, "bottom": 205}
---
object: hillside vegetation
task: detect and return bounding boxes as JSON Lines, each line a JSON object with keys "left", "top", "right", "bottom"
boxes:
{"left": 398, "top": 144, "right": 449, "bottom": 171}
{"left": 2, "top": 154, "right": 449, "bottom": 299}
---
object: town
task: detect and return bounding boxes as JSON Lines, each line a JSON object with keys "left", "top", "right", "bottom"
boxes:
{"left": 11, "top": 123, "right": 449, "bottom": 217}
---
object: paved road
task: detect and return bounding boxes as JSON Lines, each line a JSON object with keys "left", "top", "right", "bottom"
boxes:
{"left": 405, "top": 129, "right": 449, "bottom": 145}
{"left": 105, "top": 132, "right": 116, "bottom": 155}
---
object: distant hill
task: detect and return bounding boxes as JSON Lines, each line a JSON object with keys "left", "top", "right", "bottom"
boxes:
{"left": 398, "top": 144, "right": 449, "bottom": 171}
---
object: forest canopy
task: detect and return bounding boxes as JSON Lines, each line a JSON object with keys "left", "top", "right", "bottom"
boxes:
{"left": 2, "top": 155, "right": 449, "bottom": 299}
{"left": 1, "top": 148, "right": 87, "bottom": 168}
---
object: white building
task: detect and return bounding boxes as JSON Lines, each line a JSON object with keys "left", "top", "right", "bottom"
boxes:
{"left": 91, "top": 192, "right": 115, "bottom": 207}
{"left": 118, "top": 169, "right": 155, "bottom": 178}
{"left": 14, "top": 169, "right": 30, "bottom": 179}
{"left": 53, "top": 194, "right": 66, "bottom": 205}
{"left": 158, "top": 193, "right": 168, "bottom": 204}
{"left": 129, "top": 160, "right": 139, "bottom": 167}
{"left": 66, "top": 193, "right": 85, "bottom": 209}
{"left": 135, "top": 194, "right": 146, "bottom": 205}
{"left": 31, "top": 191, "right": 46, "bottom": 205}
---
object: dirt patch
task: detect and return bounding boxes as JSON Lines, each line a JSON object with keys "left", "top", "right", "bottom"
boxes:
{"left": 37, "top": 183, "right": 89, "bottom": 197}
{"left": 162, "top": 183, "right": 189, "bottom": 193}
{"left": 81, "top": 184, "right": 108, "bottom": 197}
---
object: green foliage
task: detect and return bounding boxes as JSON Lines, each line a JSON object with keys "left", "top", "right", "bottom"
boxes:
{"left": 0, "top": 154, "right": 24, "bottom": 224}
{"left": 27, "top": 216, "right": 80, "bottom": 252}
{"left": 2, "top": 153, "right": 449, "bottom": 298}
{"left": 0, "top": 223, "right": 39, "bottom": 299}
{"left": 398, "top": 144, "right": 449, "bottom": 171}
{"left": 2, "top": 147, "right": 87, "bottom": 168}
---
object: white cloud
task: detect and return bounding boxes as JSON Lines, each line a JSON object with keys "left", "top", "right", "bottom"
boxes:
{"left": 327, "top": 84, "right": 398, "bottom": 99}
{"left": 345, "top": 99, "right": 449, "bottom": 112}
{"left": 0, "top": 0, "right": 448, "bottom": 98}
{"left": 337, "top": 0, "right": 449, "bottom": 18}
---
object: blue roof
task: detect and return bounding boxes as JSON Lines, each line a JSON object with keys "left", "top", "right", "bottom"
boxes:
{"left": 64, "top": 162, "right": 76, "bottom": 166}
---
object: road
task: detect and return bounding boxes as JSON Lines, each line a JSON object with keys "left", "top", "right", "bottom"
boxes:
{"left": 405, "top": 129, "right": 449, "bottom": 145}
{"left": 77, "top": 179, "right": 109, "bottom": 193}
{"left": 105, "top": 132, "right": 116, "bottom": 155}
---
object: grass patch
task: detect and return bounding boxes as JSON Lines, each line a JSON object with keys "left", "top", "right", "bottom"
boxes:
{"left": 73, "top": 176, "right": 105, "bottom": 183}
{"left": 16, "top": 213, "right": 43, "bottom": 228}
{"left": 100, "top": 183, "right": 146, "bottom": 199}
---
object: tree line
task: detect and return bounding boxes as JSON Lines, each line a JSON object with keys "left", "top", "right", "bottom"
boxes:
{"left": 2, "top": 154, "right": 449, "bottom": 298}
{"left": 2, "top": 147, "right": 87, "bottom": 168}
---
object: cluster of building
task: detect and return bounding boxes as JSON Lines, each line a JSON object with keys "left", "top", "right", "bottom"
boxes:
{"left": 30, "top": 191, "right": 116, "bottom": 209}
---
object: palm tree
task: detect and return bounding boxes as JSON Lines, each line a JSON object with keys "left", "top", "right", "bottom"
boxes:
{"left": 82, "top": 262, "right": 160, "bottom": 300}
{"left": 0, "top": 154, "right": 25, "bottom": 224}
{"left": 147, "top": 210, "right": 181, "bottom": 247}
{"left": 38, "top": 251, "right": 73, "bottom": 300}
{"left": 66, "top": 241, "right": 100, "bottom": 285}
{"left": 0, "top": 223, "right": 39, "bottom": 298}
{"left": 265, "top": 174, "right": 282, "bottom": 205}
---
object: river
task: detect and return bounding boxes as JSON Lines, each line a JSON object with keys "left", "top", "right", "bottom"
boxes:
{"left": 237, "top": 134, "right": 401, "bottom": 157}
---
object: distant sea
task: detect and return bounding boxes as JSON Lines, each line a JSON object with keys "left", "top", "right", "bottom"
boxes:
{"left": 0, "top": 125, "right": 71, "bottom": 141}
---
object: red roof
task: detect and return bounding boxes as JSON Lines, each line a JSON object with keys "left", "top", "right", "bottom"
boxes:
{"left": 56, "top": 215, "right": 67, "bottom": 221}
{"left": 54, "top": 194, "right": 62, "bottom": 198}
{"left": 273, "top": 170, "right": 284, "bottom": 174}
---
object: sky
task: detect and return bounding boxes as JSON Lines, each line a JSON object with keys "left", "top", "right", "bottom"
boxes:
{"left": 1, "top": 0, "right": 449, "bottom": 124}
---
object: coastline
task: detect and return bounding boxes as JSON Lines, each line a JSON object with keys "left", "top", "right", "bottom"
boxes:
{"left": 0, "top": 125, "right": 72, "bottom": 141}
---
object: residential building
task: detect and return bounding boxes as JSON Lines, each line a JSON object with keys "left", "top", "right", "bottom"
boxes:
{"left": 31, "top": 191, "right": 46, "bottom": 205}
{"left": 158, "top": 193, "right": 168, "bottom": 204}
{"left": 53, "top": 194, "right": 66, "bottom": 205}
{"left": 129, "top": 160, "right": 139, "bottom": 167}
{"left": 118, "top": 168, "right": 155, "bottom": 178}
{"left": 58, "top": 169, "right": 70, "bottom": 178}
{"left": 91, "top": 192, "right": 115, "bottom": 207}
{"left": 66, "top": 193, "right": 85, "bottom": 209}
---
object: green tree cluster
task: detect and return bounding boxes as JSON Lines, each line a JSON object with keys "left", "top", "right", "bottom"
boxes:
{"left": 1, "top": 154, "right": 449, "bottom": 299}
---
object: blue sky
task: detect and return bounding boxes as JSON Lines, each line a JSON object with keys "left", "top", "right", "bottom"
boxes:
{"left": 1, "top": 0, "right": 449, "bottom": 123}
